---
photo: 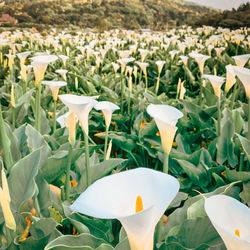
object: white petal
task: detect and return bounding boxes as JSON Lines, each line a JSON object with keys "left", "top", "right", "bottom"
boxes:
{"left": 205, "top": 195, "right": 250, "bottom": 250}
{"left": 147, "top": 104, "right": 183, "bottom": 126}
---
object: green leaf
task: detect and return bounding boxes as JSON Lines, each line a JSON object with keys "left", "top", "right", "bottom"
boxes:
{"left": 41, "top": 147, "right": 86, "bottom": 183}
{"left": 216, "top": 109, "right": 237, "bottom": 167}
{"left": 8, "top": 146, "right": 49, "bottom": 212}
{"left": 176, "top": 159, "right": 208, "bottom": 189}
{"left": 45, "top": 233, "right": 112, "bottom": 250}
{"left": 236, "top": 133, "right": 250, "bottom": 161}
{"left": 165, "top": 217, "right": 225, "bottom": 250}
{"left": 26, "top": 124, "right": 50, "bottom": 152}
{"left": 19, "top": 218, "right": 61, "bottom": 250}
{"left": 225, "top": 169, "right": 250, "bottom": 182}
{"left": 239, "top": 181, "right": 250, "bottom": 206}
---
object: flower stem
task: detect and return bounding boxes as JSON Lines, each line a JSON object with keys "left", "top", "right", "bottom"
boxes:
{"left": 84, "top": 131, "right": 91, "bottom": 187}
{"left": 217, "top": 97, "right": 221, "bottom": 137}
{"left": 128, "top": 91, "right": 131, "bottom": 115}
{"left": 120, "top": 73, "right": 124, "bottom": 114}
{"left": 145, "top": 72, "right": 148, "bottom": 93}
{"left": 65, "top": 144, "right": 73, "bottom": 200}
{"left": 53, "top": 100, "right": 57, "bottom": 133}
{"left": 35, "top": 83, "right": 41, "bottom": 132}
{"left": 155, "top": 75, "right": 160, "bottom": 94}
{"left": 0, "top": 105, "right": 13, "bottom": 171}
{"left": 163, "top": 153, "right": 169, "bottom": 174}
{"left": 104, "top": 125, "right": 109, "bottom": 160}
{"left": 12, "top": 107, "right": 15, "bottom": 128}
{"left": 239, "top": 152, "right": 244, "bottom": 171}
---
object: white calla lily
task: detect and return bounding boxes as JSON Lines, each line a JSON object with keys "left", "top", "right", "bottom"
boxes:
{"left": 147, "top": 104, "right": 183, "bottom": 155}
{"left": 155, "top": 60, "right": 165, "bottom": 74}
{"left": 94, "top": 101, "right": 119, "bottom": 129}
{"left": 189, "top": 53, "right": 210, "bottom": 74}
{"left": 233, "top": 66, "right": 250, "bottom": 98}
{"left": 42, "top": 81, "right": 67, "bottom": 101}
{"left": 202, "top": 74, "right": 225, "bottom": 98}
{"left": 225, "top": 65, "right": 236, "bottom": 93}
{"left": 55, "top": 69, "right": 68, "bottom": 81}
{"left": 205, "top": 195, "right": 250, "bottom": 250}
{"left": 232, "top": 54, "right": 250, "bottom": 67}
{"left": 0, "top": 167, "right": 16, "bottom": 231}
{"left": 59, "top": 94, "right": 98, "bottom": 135}
{"left": 70, "top": 168, "right": 180, "bottom": 250}
{"left": 31, "top": 55, "right": 58, "bottom": 85}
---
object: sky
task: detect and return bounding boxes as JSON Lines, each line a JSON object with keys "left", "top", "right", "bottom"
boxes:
{"left": 185, "top": 0, "right": 249, "bottom": 10}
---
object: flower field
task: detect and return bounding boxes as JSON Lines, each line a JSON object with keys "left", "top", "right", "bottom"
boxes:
{"left": 0, "top": 26, "right": 250, "bottom": 249}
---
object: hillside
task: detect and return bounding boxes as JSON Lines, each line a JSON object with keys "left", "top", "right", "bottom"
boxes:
{"left": 194, "top": 2, "right": 250, "bottom": 28}
{"left": 0, "top": 0, "right": 216, "bottom": 30}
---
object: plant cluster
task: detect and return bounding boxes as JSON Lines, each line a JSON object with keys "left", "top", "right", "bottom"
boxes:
{"left": 0, "top": 25, "right": 249, "bottom": 249}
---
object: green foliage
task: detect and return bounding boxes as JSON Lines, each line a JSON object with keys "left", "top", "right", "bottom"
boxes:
{"left": 0, "top": 0, "right": 217, "bottom": 30}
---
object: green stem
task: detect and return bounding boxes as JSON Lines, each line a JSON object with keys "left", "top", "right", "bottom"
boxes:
{"left": 128, "top": 91, "right": 131, "bottom": 115}
{"left": 248, "top": 98, "right": 250, "bottom": 141}
{"left": 5, "top": 227, "right": 15, "bottom": 247}
{"left": 0, "top": 105, "right": 13, "bottom": 171}
{"left": 12, "top": 107, "right": 15, "bottom": 128}
{"left": 53, "top": 100, "right": 57, "bottom": 133}
{"left": 230, "top": 83, "right": 238, "bottom": 110}
{"left": 239, "top": 152, "right": 244, "bottom": 172}
{"left": 163, "top": 153, "right": 169, "bottom": 174}
{"left": 35, "top": 83, "right": 41, "bottom": 132}
{"left": 145, "top": 73, "right": 148, "bottom": 93}
{"left": 155, "top": 75, "right": 160, "bottom": 94}
{"left": 120, "top": 73, "right": 124, "bottom": 114}
{"left": 104, "top": 125, "right": 109, "bottom": 160}
{"left": 217, "top": 97, "right": 221, "bottom": 137}
{"left": 65, "top": 144, "right": 73, "bottom": 200}
{"left": 84, "top": 131, "right": 91, "bottom": 187}
{"left": 33, "top": 196, "right": 41, "bottom": 217}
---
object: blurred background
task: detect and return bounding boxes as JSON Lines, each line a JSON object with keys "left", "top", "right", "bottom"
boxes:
{"left": 0, "top": 0, "right": 249, "bottom": 32}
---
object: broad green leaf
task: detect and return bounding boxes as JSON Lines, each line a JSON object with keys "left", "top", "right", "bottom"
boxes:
{"left": 165, "top": 217, "right": 225, "bottom": 250}
{"left": 236, "top": 133, "right": 250, "bottom": 161}
{"left": 225, "top": 169, "right": 250, "bottom": 182}
{"left": 239, "top": 181, "right": 250, "bottom": 206}
{"left": 45, "top": 233, "right": 111, "bottom": 250}
{"left": 216, "top": 109, "right": 237, "bottom": 167}
{"left": 8, "top": 146, "right": 49, "bottom": 212}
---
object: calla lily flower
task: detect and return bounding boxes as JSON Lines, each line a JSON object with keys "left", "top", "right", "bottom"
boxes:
{"left": 94, "top": 101, "right": 120, "bottom": 130}
{"left": 189, "top": 53, "right": 210, "bottom": 74}
{"left": 42, "top": 81, "right": 67, "bottom": 101}
{"left": 202, "top": 75, "right": 225, "bottom": 98}
{"left": 205, "top": 195, "right": 250, "bottom": 250}
{"left": 0, "top": 167, "right": 16, "bottom": 231}
{"left": 225, "top": 65, "right": 236, "bottom": 93}
{"left": 138, "top": 48, "right": 149, "bottom": 62}
{"left": 55, "top": 69, "right": 68, "bottom": 81}
{"left": 58, "top": 55, "right": 69, "bottom": 67}
{"left": 169, "top": 50, "right": 179, "bottom": 60}
{"left": 147, "top": 104, "right": 183, "bottom": 155}
{"left": 70, "top": 168, "right": 180, "bottom": 250}
{"left": 136, "top": 62, "right": 148, "bottom": 76}
{"left": 31, "top": 55, "right": 58, "bottom": 85}
{"left": 232, "top": 54, "right": 250, "bottom": 67}
{"left": 59, "top": 94, "right": 98, "bottom": 135}
{"left": 16, "top": 51, "right": 31, "bottom": 64}
{"left": 233, "top": 67, "right": 250, "bottom": 98}
{"left": 179, "top": 56, "right": 188, "bottom": 66}
{"left": 117, "top": 58, "right": 135, "bottom": 74}
{"left": 155, "top": 60, "right": 165, "bottom": 75}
